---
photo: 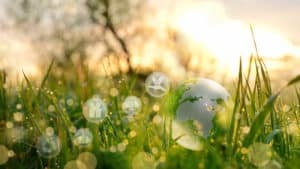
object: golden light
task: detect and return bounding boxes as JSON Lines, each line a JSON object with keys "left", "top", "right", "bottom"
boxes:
{"left": 171, "top": 5, "right": 300, "bottom": 75}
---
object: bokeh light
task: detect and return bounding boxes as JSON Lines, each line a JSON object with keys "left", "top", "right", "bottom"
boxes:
{"left": 0, "top": 145, "right": 9, "bottom": 165}
{"left": 77, "top": 152, "right": 97, "bottom": 169}
{"left": 248, "top": 143, "right": 272, "bottom": 167}
{"left": 132, "top": 152, "right": 156, "bottom": 169}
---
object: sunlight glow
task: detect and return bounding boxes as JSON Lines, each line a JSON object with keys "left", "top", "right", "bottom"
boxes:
{"left": 171, "top": 6, "right": 300, "bottom": 74}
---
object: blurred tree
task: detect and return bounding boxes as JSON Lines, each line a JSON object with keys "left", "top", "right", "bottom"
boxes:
{"left": 1, "top": 0, "right": 143, "bottom": 73}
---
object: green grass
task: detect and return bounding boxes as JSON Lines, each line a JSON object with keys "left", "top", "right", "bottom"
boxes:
{"left": 0, "top": 53, "right": 300, "bottom": 169}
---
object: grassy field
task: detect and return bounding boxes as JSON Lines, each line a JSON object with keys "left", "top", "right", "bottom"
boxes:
{"left": 0, "top": 54, "right": 300, "bottom": 169}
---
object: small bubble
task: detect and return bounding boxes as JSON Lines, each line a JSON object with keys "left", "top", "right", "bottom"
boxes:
{"left": 159, "top": 155, "right": 166, "bottom": 162}
{"left": 77, "top": 152, "right": 97, "bottom": 169}
{"left": 69, "top": 126, "right": 77, "bottom": 133}
{"left": 129, "top": 130, "right": 137, "bottom": 138}
{"left": 282, "top": 105, "right": 290, "bottom": 113}
{"left": 240, "top": 147, "right": 248, "bottom": 154}
{"left": 64, "top": 160, "right": 87, "bottom": 169}
{"left": 287, "top": 123, "right": 299, "bottom": 135}
{"left": 7, "top": 150, "right": 15, "bottom": 158}
{"left": 83, "top": 97, "right": 107, "bottom": 124}
{"left": 109, "top": 146, "right": 117, "bottom": 152}
{"left": 46, "top": 127, "right": 55, "bottom": 136}
{"left": 0, "top": 145, "right": 8, "bottom": 165}
{"left": 132, "top": 152, "right": 156, "bottom": 169}
{"left": 13, "top": 112, "right": 24, "bottom": 122}
{"left": 36, "top": 135, "right": 61, "bottom": 159}
{"left": 151, "top": 147, "right": 159, "bottom": 155}
{"left": 117, "top": 143, "right": 126, "bottom": 152}
{"left": 6, "top": 126, "right": 26, "bottom": 143}
{"left": 264, "top": 160, "right": 282, "bottom": 169}
{"left": 48, "top": 105, "right": 56, "bottom": 112}
{"left": 122, "top": 96, "right": 142, "bottom": 116}
{"left": 241, "top": 126, "right": 250, "bottom": 135}
{"left": 16, "top": 104, "right": 22, "bottom": 110}
{"left": 248, "top": 143, "right": 271, "bottom": 167}
{"left": 6, "top": 121, "right": 13, "bottom": 129}
{"left": 152, "top": 104, "right": 160, "bottom": 112}
{"left": 152, "top": 115, "right": 162, "bottom": 124}
{"left": 145, "top": 72, "right": 170, "bottom": 98}
{"left": 122, "top": 139, "right": 129, "bottom": 145}
{"left": 67, "top": 99, "right": 74, "bottom": 107}
{"left": 110, "top": 88, "right": 119, "bottom": 97}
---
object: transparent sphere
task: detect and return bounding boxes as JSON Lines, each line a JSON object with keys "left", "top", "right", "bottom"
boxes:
{"left": 6, "top": 126, "right": 26, "bottom": 143}
{"left": 248, "top": 143, "right": 272, "bottom": 167}
{"left": 173, "top": 78, "right": 229, "bottom": 150}
{"left": 77, "top": 152, "right": 97, "bottom": 169}
{"left": 64, "top": 160, "right": 87, "bottom": 169}
{"left": 36, "top": 135, "right": 61, "bottom": 159}
{"left": 132, "top": 152, "right": 156, "bottom": 169}
{"left": 73, "top": 128, "right": 93, "bottom": 147}
{"left": 0, "top": 145, "right": 8, "bottom": 165}
{"left": 122, "top": 96, "right": 142, "bottom": 116}
{"left": 145, "top": 72, "right": 170, "bottom": 98}
{"left": 83, "top": 97, "right": 108, "bottom": 124}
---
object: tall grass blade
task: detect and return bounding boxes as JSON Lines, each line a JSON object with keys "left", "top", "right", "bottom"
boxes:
{"left": 243, "top": 94, "right": 279, "bottom": 147}
{"left": 287, "top": 74, "right": 300, "bottom": 86}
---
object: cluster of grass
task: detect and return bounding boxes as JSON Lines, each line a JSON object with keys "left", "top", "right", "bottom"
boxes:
{"left": 0, "top": 52, "right": 300, "bottom": 169}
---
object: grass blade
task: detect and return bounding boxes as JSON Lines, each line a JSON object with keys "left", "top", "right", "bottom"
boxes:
{"left": 243, "top": 93, "right": 279, "bottom": 147}
{"left": 287, "top": 74, "right": 300, "bottom": 86}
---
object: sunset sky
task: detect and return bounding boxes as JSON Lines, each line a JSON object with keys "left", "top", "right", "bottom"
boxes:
{"left": 0, "top": 0, "right": 299, "bottom": 83}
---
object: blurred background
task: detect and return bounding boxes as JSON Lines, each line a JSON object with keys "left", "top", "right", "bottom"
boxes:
{"left": 0, "top": 0, "right": 299, "bottom": 87}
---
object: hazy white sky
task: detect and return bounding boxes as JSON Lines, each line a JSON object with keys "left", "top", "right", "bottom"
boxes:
{"left": 150, "top": 0, "right": 300, "bottom": 44}
{"left": 0, "top": 0, "right": 299, "bottom": 81}
{"left": 220, "top": 0, "right": 300, "bottom": 43}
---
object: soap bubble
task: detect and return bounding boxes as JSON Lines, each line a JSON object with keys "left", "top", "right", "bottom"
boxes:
{"left": 83, "top": 97, "right": 108, "bottom": 124}
{"left": 145, "top": 72, "right": 170, "bottom": 98}
{"left": 77, "top": 152, "right": 97, "bottom": 169}
{"left": 36, "top": 135, "right": 61, "bottom": 159}
{"left": 64, "top": 160, "right": 87, "bottom": 169}
{"left": 122, "top": 96, "right": 142, "bottom": 116}
{"left": 0, "top": 145, "right": 8, "bottom": 165}
{"left": 132, "top": 152, "right": 156, "bottom": 169}
{"left": 248, "top": 143, "right": 272, "bottom": 167}
{"left": 13, "top": 112, "right": 24, "bottom": 122}
{"left": 73, "top": 128, "right": 93, "bottom": 147}
{"left": 264, "top": 160, "right": 282, "bottom": 169}
{"left": 173, "top": 78, "right": 229, "bottom": 150}
{"left": 6, "top": 126, "right": 26, "bottom": 143}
